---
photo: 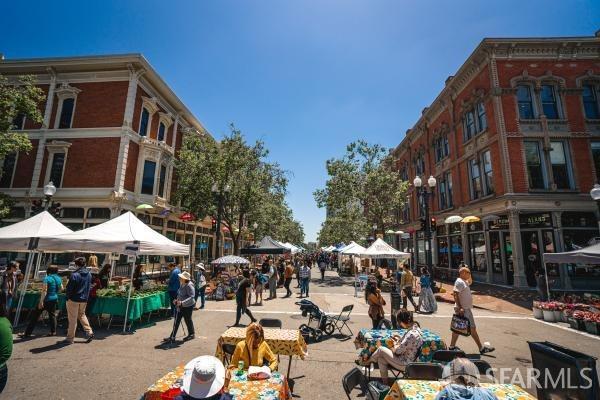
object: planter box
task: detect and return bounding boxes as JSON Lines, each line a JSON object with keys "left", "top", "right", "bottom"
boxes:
{"left": 553, "top": 310, "right": 562, "bottom": 321}
{"left": 532, "top": 307, "right": 543, "bottom": 319}
{"left": 584, "top": 321, "right": 600, "bottom": 335}
{"left": 543, "top": 309, "right": 556, "bottom": 322}
{"left": 568, "top": 317, "right": 586, "bottom": 331}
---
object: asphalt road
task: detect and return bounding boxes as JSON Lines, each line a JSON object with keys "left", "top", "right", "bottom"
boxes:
{"left": 6, "top": 269, "right": 600, "bottom": 399}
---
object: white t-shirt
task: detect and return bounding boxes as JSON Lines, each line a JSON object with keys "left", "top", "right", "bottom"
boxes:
{"left": 453, "top": 277, "right": 473, "bottom": 310}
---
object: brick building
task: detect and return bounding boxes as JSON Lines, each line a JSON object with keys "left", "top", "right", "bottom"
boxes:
{"left": 0, "top": 54, "right": 236, "bottom": 265}
{"left": 392, "top": 32, "right": 600, "bottom": 290}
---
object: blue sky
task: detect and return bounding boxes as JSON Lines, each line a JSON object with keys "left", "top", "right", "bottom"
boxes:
{"left": 2, "top": 1, "right": 599, "bottom": 242}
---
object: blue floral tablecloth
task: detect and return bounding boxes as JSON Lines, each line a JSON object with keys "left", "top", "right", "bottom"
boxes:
{"left": 354, "top": 328, "right": 446, "bottom": 364}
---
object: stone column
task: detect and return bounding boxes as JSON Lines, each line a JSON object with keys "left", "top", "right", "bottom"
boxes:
{"left": 484, "top": 229, "right": 493, "bottom": 283}
{"left": 123, "top": 65, "right": 144, "bottom": 128}
{"left": 508, "top": 208, "right": 528, "bottom": 287}
{"left": 42, "top": 68, "right": 56, "bottom": 129}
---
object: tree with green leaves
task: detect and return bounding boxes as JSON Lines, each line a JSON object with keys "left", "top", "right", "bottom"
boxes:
{"left": 0, "top": 75, "right": 46, "bottom": 218}
{"left": 176, "top": 124, "right": 303, "bottom": 254}
{"left": 314, "top": 140, "right": 410, "bottom": 245}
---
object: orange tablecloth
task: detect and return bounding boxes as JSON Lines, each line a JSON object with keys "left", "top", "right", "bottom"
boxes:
{"left": 215, "top": 327, "right": 308, "bottom": 361}
{"left": 144, "top": 367, "right": 291, "bottom": 400}
{"left": 384, "top": 379, "right": 536, "bottom": 400}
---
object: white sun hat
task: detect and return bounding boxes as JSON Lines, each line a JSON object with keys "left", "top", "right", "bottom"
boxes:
{"left": 182, "top": 355, "right": 226, "bottom": 399}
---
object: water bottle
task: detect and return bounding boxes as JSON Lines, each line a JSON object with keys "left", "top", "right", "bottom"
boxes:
{"left": 237, "top": 360, "right": 244, "bottom": 375}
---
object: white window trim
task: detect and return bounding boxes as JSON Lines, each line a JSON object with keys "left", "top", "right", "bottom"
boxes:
{"left": 0, "top": 152, "right": 19, "bottom": 188}
{"left": 53, "top": 83, "right": 81, "bottom": 129}
{"left": 480, "top": 150, "right": 494, "bottom": 196}
{"left": 139, "top": 96, "right": 159, "bottom": 137}
{"left": 515, "top": 83, "right": 539, "bottom": 120}
{"left": 139, "top": 107, "right": 150, "bottom": 137}
{"left": 524, "top": 140, "right": 549, "bottom": 190}
{"left": 157, "top": 112, "right": 173, "bottom": 143}
{"left": 43, "top": 140, "right": 72, "bottom": 188}
{"left": 539, "top": 82, "right": 565, "bottom": 120}
{"left": 549, "top": 140, "right": 575, "bottom": 190}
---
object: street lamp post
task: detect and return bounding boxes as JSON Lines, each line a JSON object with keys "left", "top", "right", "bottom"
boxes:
{"left": 211, "top": 183, "right": 230, "bottom": 259}
{"left": 414, "top": 175, "right": 436, "bottom": 275}
{"left": 590, "top": 184, "right": 600, "bottom": 230}
{"left": 43, "top": 181, "right": 57, "bottom": 210}
{"left": 253, "top": 222, "right": 258, "bottom": 244}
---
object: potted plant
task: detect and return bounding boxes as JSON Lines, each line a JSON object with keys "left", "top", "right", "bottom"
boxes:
{"left": 532, "top": 301, "right": 543, "bottom": 319}
{"left": 551, "top": 302, "right": 564, "bottom": 321}
{"left": 571, "top": 311, "right": 587, "bottom": 331}
{"left": 541, "top": 302, "right": 556, "bottom": 322}
{"left": 583, "top": 312, "right": 600, "bottom": 335}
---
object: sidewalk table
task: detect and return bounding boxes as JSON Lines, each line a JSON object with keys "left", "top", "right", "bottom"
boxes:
{"left": 354, "top": 328, "right": 446, "bottom": 364}
{"left": 384, "top": 379, "right": 535, "bottom": 400}
{"left": 215, "top": 327, "right": 308, "bottom": 378}
{"left": 144, "top": 366, "right": 291, "bottom": 400}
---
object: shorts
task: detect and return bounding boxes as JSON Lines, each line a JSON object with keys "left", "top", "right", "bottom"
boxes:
{"left": 455, "top": 307, "right": 476, "bottom": 328}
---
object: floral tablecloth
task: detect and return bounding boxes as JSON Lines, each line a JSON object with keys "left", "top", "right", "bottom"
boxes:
{"left": 384, "top": 380, "right": 535, "bottom": 400}
{"left": 354, "top": 329, "right": 446, "bottom": 364}
{"left": 144, "top": 366, "right": 291, "bottom": 400}
{"left": 215, "top": 327, "right": 308, "bottom": 361}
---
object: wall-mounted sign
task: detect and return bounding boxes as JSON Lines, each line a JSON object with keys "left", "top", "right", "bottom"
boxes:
{"left": 519, "top": 213, "right": 552, "bottom": 229}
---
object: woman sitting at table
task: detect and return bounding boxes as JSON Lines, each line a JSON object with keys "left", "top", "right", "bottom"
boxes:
{"left": 230, "top": 323, "right": 278, "bottom": 372}
{"left": 435, "top": 358, "right": 498, "bottom": 400}
{"left": 363, "top": 310, "right": 424, "bottom": 385}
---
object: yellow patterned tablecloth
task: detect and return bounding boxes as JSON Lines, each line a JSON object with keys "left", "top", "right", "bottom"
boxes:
{"left": 215, "top": 327, "right": 308, "bottom": 361}
{"left": 144, "top": 365, "right": 185, "bottom": 400}
{"left": 384, "top": 380, "right": 536, "bottom": 400}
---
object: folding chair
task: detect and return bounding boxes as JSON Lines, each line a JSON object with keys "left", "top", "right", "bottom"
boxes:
{"left": 259, "top": 318, "right": 283, "bottom": 329}
{"left": 329, "top": 304, "right": 354, "bottom": 336}
{"left": 221, "top": 343, "right": 237, "bottom": 367}
{"left": 387, "top": 343, "right": 422, "bottom": 379}
{"left": 472, "top": 359, "right": 495, "bottom": 381}
{"left": 342, "top": 367, "right": 375, "bottom": 400}
{"left": 432, "top": 349, "right": 466, "bottom": 363}
{"left": 405, "top": 362, "right": 444, "bottom": 380}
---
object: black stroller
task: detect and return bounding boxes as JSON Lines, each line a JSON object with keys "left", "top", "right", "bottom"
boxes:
{"left": 295, "top": 299, "right": 335, "bottom": 342}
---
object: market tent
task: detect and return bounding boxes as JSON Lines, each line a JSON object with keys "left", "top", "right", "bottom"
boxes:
{"left": 340, "top": 241, "right": 366, "bottom": 255}
{"left": 211, "top": 255, "right": 250, "bottom": 265}
{"left": 281, "top": 242, "right": 300, "bottom": 254}
{"left": 37, "top": 212, "right": 189, "bottom": 255}
{"left": 0, "top": 211, "right": 72, "bottom": 251}
{"left": 543, "top": 242, "right": 600, "bottom": 264}
{"left": 360, "top": 238, "right": 410, "bottom": 260}
{"left": 240, "top": 236, "right": 290, "bottom": 255}
{"left": 324, "top": 245, "right": 336, "bottom": 252}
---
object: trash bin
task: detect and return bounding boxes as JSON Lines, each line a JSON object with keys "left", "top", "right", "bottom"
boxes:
{"left": 528, "top": 341, "right": 599, "bottom": 400}
{"left": 390, "top": 291, "right": 401, "bottom": 329}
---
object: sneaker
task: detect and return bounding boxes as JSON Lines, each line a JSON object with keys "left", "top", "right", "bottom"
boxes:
{"left": 162, "top": 336, "right": 175, "bottom": 342}
{"left": 85, "top": 334, "right": 95, "bottom": 343}
{"left": 448, "top": 346, "right": 462, "bottom": 351}
{"left": 480, "top": 345, "right": 495, "bottom": 354}
{"left": 59, "top": 339, "right": 73, "bottom": 345}
{"left": 183, "top": 334, "right": 195, "bottom": 341}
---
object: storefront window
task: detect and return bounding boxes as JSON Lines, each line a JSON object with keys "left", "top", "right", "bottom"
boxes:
{"left": 416, "top": 239, "right": 425, "bottom": 265}
{"left": 437, "top": 236, "right": 449, "bottom": 268}
{"left": 449, "top": 235, "right": 463, "bottom": 269}
{"left": 469, "top": 232, "right": 487, "bottom": 272}
{"left": 489, "top": 231, "right": 502, "bottom": 273}
{"left": 562, "top": 211, "right": 599, "bottom": 278}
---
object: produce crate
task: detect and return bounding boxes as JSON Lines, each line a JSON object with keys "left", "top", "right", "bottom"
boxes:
{"left": 584, "top": 321, "right": 600, "bottom": 335}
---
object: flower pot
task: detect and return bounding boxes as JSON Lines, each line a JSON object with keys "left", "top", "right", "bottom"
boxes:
{"left": 532, "top": 307, "right": 543, "bottom": 319}
{"left": 561, "top": 311, "right": 569, "bottom": 323}
{"left": 553, "top": 310, "right": 562, "bottom": 321}
{"left": 584, "top": 321, "right": 600, "bottom": 335}
{"left": 543, "top": 310, "right": 556, "bottom": 322}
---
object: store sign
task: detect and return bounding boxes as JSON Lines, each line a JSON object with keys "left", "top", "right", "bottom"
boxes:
{"left": 519, "top": 213, "right": 552, "bottom": 228}
{"left": 488, "top": 216, "right": 509, "bottom": 230}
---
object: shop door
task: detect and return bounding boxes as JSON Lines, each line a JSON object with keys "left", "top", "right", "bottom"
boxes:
{"left": 502, "top": 232, "right": 514, "bottom": 285}
{"left": 521, "top": 231, "right": 542, "bottom": 287}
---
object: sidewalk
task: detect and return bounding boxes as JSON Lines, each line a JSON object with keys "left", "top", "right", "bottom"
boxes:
{"left": 435, "top": 281, "right": 536, "bottom": 315}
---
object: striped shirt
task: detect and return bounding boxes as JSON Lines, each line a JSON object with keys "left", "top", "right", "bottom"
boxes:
{"left": 299, "top": 265, "right": 311, "bottom": 279}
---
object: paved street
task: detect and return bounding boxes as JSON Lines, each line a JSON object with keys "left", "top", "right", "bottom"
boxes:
{"left": 6, "top": 269, "right": 600, "bottom": 399}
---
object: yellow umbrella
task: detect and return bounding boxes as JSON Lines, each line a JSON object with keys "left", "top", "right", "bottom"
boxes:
{"left": 462, "top": 215, "right": 481, "bottom": 223}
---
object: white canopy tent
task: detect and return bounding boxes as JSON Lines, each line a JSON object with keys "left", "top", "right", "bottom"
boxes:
{"left": 0, "top": 211, "right": 73, "bottom": 326}
{"left": 340, "top": 241, "right": 366, "bottom": 255}
{"left": 37, "top": 212, "right": 189, "bottom": 332}
{"left": 360, "top": 238, "right": 410, "bottom": 260}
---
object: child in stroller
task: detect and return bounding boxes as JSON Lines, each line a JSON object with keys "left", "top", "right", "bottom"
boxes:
{"left": 295, "top": 299, "right": 335, "bottom": 342}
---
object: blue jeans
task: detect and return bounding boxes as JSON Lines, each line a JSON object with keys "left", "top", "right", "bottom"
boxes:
{"left": 300, "top": 277, "right": 310, "bottom": 297}
{"left": 195, "top": 286, "right": 206, "bottom": 308}
{"left": 168, "top": 291, "right": 178, "bottom": 316}
{"left": 0, "top": 364, "right": 7, "bottom": 394}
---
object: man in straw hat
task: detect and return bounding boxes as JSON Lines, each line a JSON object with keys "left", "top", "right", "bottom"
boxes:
{"left": 175, "top": 355, "right": 232, "bottom": 400}
{"left": 164, "top": 271, "right": 195, "bottom": 343}
{"left": 194, "top": 263, "right": 207, "bottom": 310}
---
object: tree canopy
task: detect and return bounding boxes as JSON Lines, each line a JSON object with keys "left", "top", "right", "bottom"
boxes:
{"left": 0, "top": 75, "right": 45, "bottom": 218}
{"left": 314, "top": 140, "right": 409, "bottom": 246}
{"left": 175, "top": 124, "right": 304, "bottom": 254}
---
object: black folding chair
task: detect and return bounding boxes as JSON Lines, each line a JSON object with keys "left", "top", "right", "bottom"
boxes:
{"left": 329, "top": 304, "right": 354, "bottom": 336}
{"left": 472, "top": 359, "right": 495, "bottom": 381}
{"left": 405, "top": 362, "right": 444, "bottom": 380}
{"left": 368, "top": 381, "right": 390, "bottom": 400}
{"left": 221, "top": 343, "right": 237, "bottom": 367}
{"left": 432, "top": 349, "right": 466, "bottom": 363}
{"left": 342, "top": 367, "right": 375, "bottom": 400}
{"left": 259, "top": 318, "right": 283, "bottom": 329}
{"left": 387, "top": 343, "right": 422, "bottom": 379}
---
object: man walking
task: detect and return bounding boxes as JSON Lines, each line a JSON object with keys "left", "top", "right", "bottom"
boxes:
{"left": 283, "top": 261, "right": 294, "bottom": 297}
{"left": 449, "top": 267, "right": 495, "bottom": 354}
{"left": 299, "top": 262, "right": 311, "bottom": 298}
{"left": 167, "top": 263, "right": 181, "bottom": 316}
{"left": 194, "top": 263, "right": 207, "bottom": 310}
{"left": 400, "top": 263, "right": 418, "bottom": 311}
{"left": 234, "top": 270, "right": 257, "bottom": 326}
{"left": 62, "top": 257, "right": 94, "bottom": 344}
{"left": 2, "top": 262, "right": 18, "bottom": 313}
{"left": 267, "top": 259, "right": 278, "bottom": 300}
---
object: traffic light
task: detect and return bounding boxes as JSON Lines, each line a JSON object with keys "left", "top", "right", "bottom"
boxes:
{"left": 430, "top": 217, "right": 437, "bottom": 231}
{"left": 211, "top": 218, "right": 217, "bottom": 232}
{"left": 419, "top": 217, "right": 426, "bottom": 231}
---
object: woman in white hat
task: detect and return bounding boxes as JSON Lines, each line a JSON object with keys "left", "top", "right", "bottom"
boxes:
{"left": 175, "top": 355, "right": 231, "bottom": 400}
{"left": 194, "top": 263, "right": 207, "bottom": 310}
{"left": 164, "top": 271, "right": 195, "bottom": 343}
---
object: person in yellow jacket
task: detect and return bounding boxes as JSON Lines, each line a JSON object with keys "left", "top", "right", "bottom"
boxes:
{"left": 230, "top": 323, "right": 278, "bottom": 372}
{"left": 400, "top": 263, "right": 418, "bottom": 311}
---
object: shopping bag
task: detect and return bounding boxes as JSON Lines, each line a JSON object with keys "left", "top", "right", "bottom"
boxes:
{"left": 450, "top": 313, "right": 471, "bottom": 336}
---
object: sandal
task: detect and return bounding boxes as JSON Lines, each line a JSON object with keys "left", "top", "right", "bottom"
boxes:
{"left": 480, "top": 346, "right": 495, "bottom": 354}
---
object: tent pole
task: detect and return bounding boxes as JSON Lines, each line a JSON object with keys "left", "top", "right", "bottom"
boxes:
{"left": 14, "top": 251, "right": 36, "bottom": 327}
{"left": 544, "top": 263, "right": 551, "bottom": 301}
{"left": 123, "top": 260, "right": 135, "bottom": 333}
{"left": 33, "top": 251, "right": 43, "bottom": 279}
